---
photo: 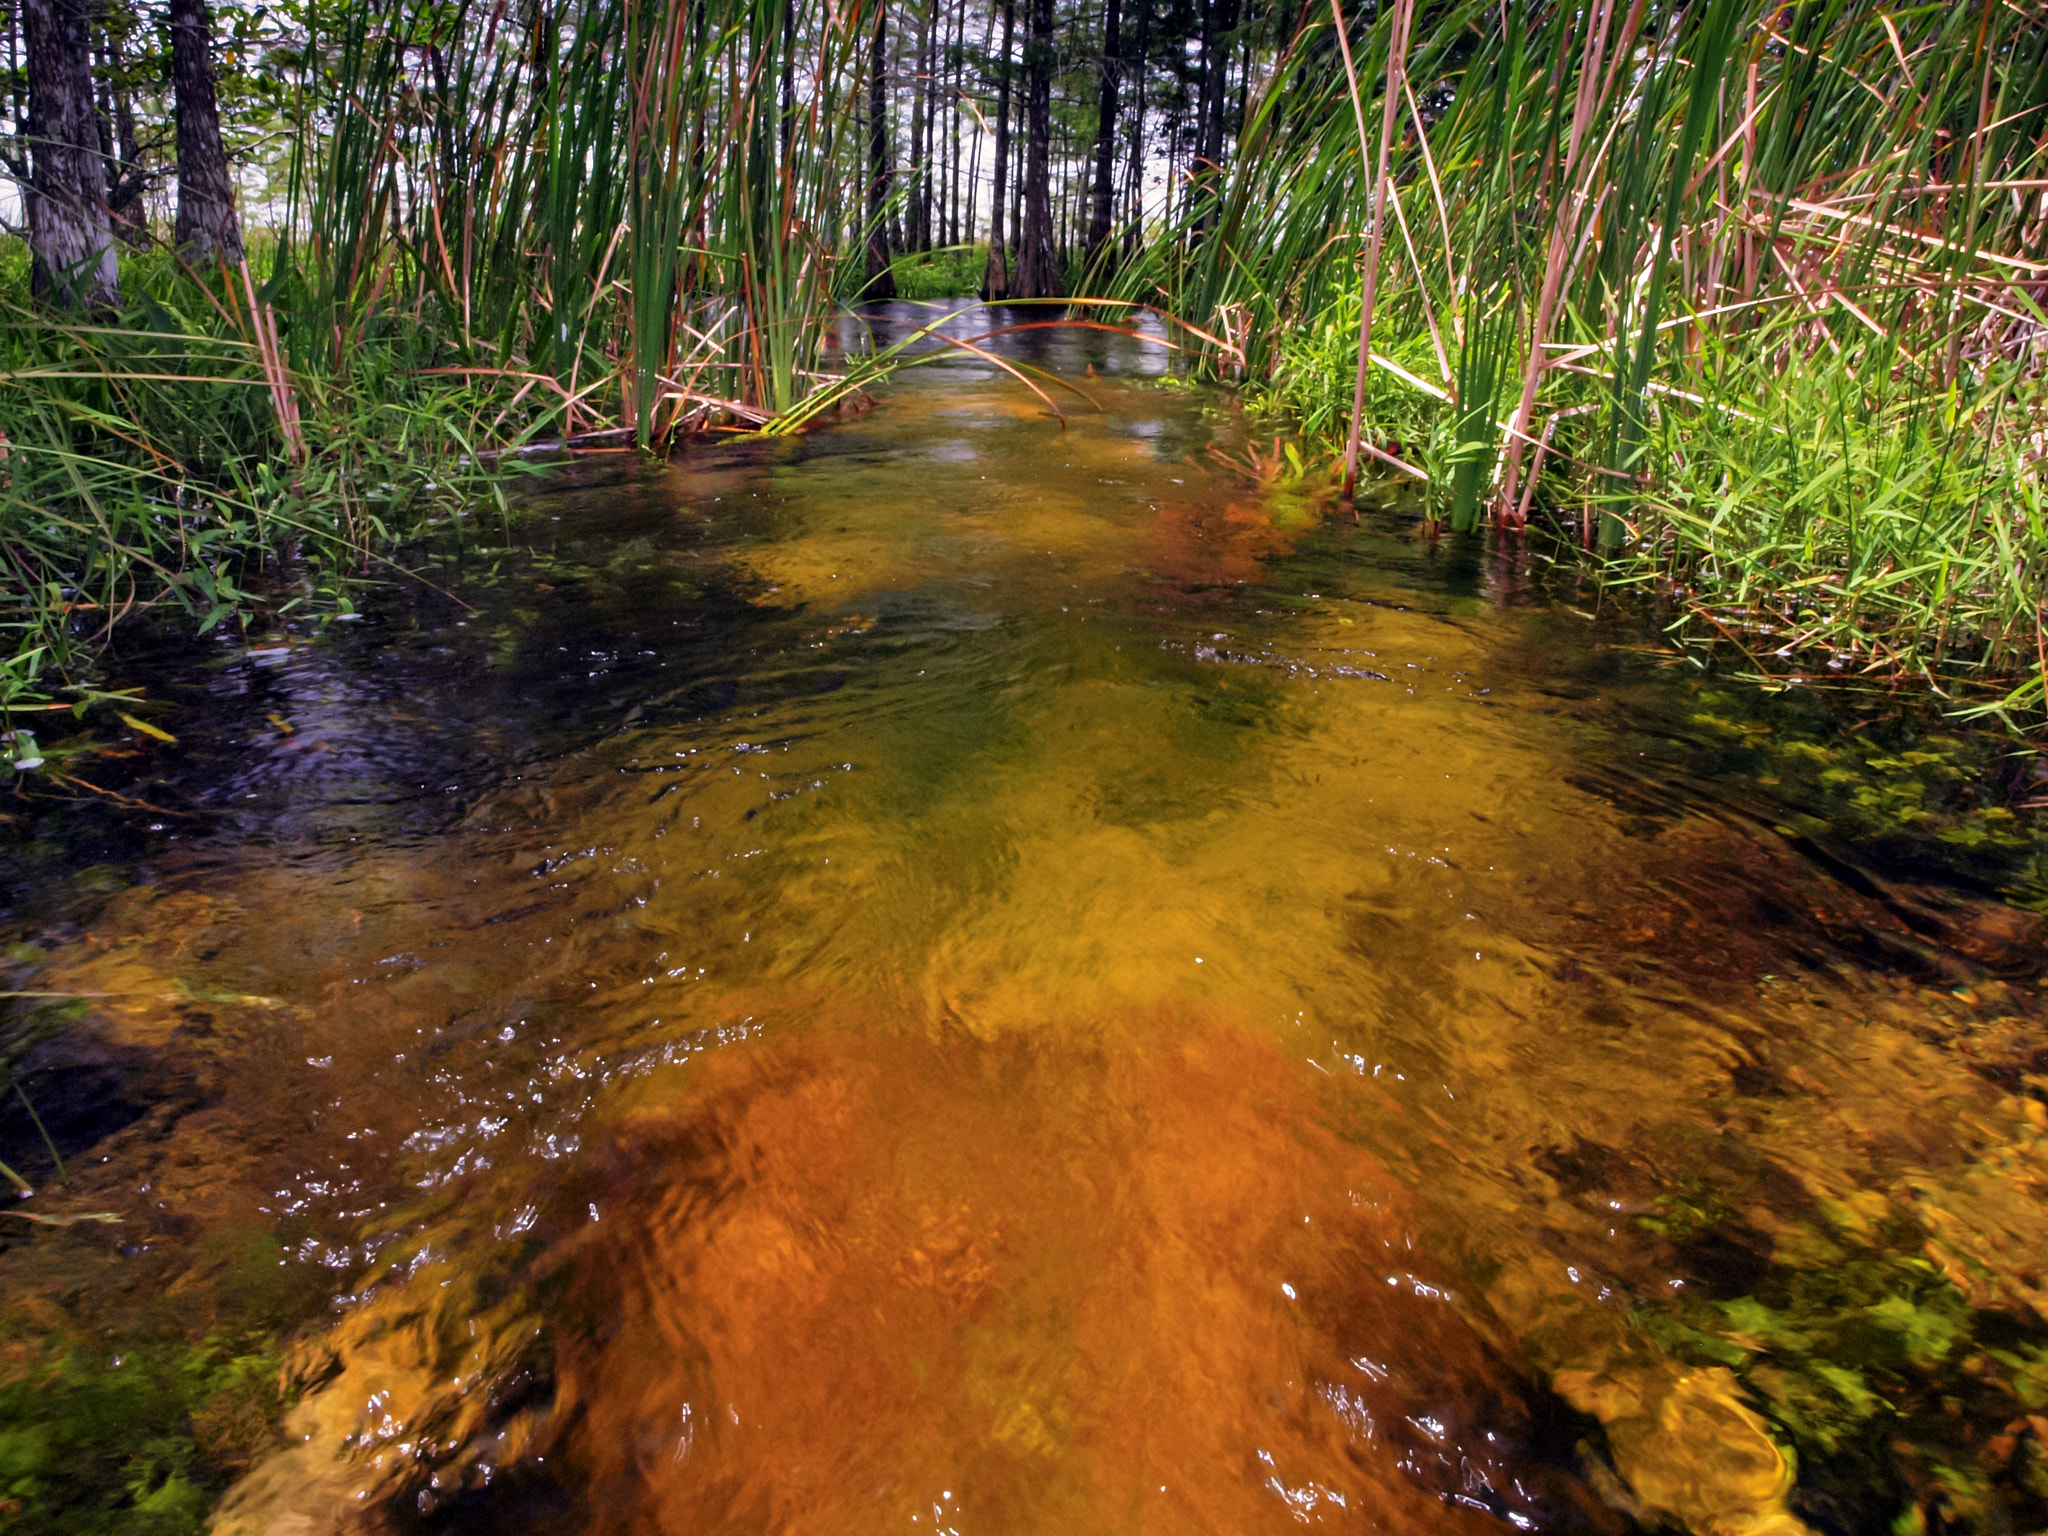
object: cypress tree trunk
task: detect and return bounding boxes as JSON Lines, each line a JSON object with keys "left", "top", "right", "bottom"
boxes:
{"left": 1012, "top": 0, "right": 1061, "bottom": 298}
{"left": 1008, "top": 73, "right": 1022, "bottom": 249}
{"left": 1188, "top": 0, "right": 1217, "bottom": 223}
{"left": 7, "top": 3, "right": 27, "bottom": 131}
{"left": 1086, "top": 0, "right": 1121, "bottom": 268}
{"left": 170, "top": 0, "right": 243, "bottom": 269}
{"left": 981, "top": 0, "right": 1014, "bottom": 299}
{"left": 918, "top": 1, "right": 937, "bottom": 249}
{"left": 1200, "top": 0, "right": 1237, "bottom": 169}
{"left": 948, "top": 0, "right": 965, "bottom": 245}
{"left": 24, "top": 0, "right": 119, "bottom": 307}
{"left": 863, "top": 0, "right": 896, "bottom": 298}
{"left": 965, "top": 110, "right": 981, "bottom": 242}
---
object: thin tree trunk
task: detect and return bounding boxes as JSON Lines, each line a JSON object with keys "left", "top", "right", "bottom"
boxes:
{"left": 1014, "top": 0, "right": 1061, "bottom": 297}
{"left": 920, "top": 1, "right": 938, "bottom": 248}
{"left": 934, "top": 9, "right": 948, "bottom": 249}
{"left": 100, "top": 25, "right": 145, "bottom": 244}
{"left": 7, "top": 0, "right": 26, "bottom": 135}
{"left": 865, "top": 0, "right": 897, "bottom": 298}
{"left": 1233, "top": 27, "right": 1249, "bottom": 146}
{"left": 1086, "top": 0, "right": 1122, "bottom": 268}
{"left": 966, "top": 108, "right": 981, "bottom": 243}
{"left": 1064, "top": 134, "right": 1081, "bottom": 264}
{"left": 1162, "top": 112, "right": 1175, "bottom": 223}
{"left": 967, "top": 0, "right": 994, "bottom": 244}
{"left": 1187, "top": 0, "right": 1219, "bottom": 226}
{"left": 24, "top": 0, "right": 118, "bottom": 306}
{"left": 908, "top": 0, "right": 927, "bottom": 250}
{"left": 948, "top": 0, "right": 965, "bottom": 245}
{"left": 1009, "top": 71, "right": 1023, "bottom": 252}
{"left": 1203, "top": 0, "right": 1238, "bottom": 175}
{"left": 982, "top": 0, "right": 1014, "bottom": 298}
{"left": 1122, "top": 0, "right": 1147, "bottom": 258}
{"left": 934, "top": 0, "right": 949, "bottom": 247}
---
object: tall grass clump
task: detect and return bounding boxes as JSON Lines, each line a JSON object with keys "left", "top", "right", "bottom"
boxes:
{"left": 2, "top": 0, "right": 901, "bottom": 723}
{"left": 1117, "top": 0, "right": 2048, "bottom": 722}
{"left": 0, "top": 249, "right": 514, "bottom": 719}
{"left": 274, "top": 0, "right": 888, "bottom": 437}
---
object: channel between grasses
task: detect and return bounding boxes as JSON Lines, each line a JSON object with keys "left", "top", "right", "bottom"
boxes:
{"left": 7, "top": 0, "right": 2048, "bottom": 736}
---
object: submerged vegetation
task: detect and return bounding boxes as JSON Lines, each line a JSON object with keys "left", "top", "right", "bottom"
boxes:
{"left": 0, "top": 1326, "right": 290, "bottom": 1532}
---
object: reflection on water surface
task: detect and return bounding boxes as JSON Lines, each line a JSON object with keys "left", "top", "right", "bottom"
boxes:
{"left": 4, "top": 306, "right": 2048, "bottom": 1536}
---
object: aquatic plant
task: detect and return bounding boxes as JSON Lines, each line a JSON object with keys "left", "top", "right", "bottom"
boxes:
{"left": 1119, "top": 0, "right": 2048, "bottom": 721}
{"left": 0, "top": 0, "right": 949, "bottom": 709}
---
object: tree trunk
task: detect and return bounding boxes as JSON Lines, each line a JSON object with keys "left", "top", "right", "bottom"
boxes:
{"left": 24, "top": 0, "right": 119, "bottom": 306}
{"left": 1122, "top": 0, "right": 1148, "bottom": 258}
{"left": 7, "top": 1, "right": 28, "bottom": 134}
{"left": 1086, "top": 0, "right": 1121, "bottom": 268}
{"left": 1188, "top": 0, "right": 1217, "bottom": 223}
{"left": 948, "top": 0, "right": 965, "bottom": 245}
{"left": 981, "top": 0, "right": 1014, "bottom": 299}
{"left": 1008, "top": 72, "right": 1022, "bottom": 250}
{"left": 1201, "top": 0, "right": 1238, "bottom": 169}
{"left": 1190, "top": 0, "right": 1236, "bottom": 233}
{"left": 965, "top": 110, "right": 981, "bottom": 243}
{"left": 99, "top": 26, "right": 146, "bottom": 245}
{"left": 907, "top": 0, "right": 926, "bottom": 250}
{"left": 170, "top": 0, "right": 243, "bottom": 270}
{"left": 919, "top": 1, "right": 937, "bottom": 248}
{"left": 967, "top": 0, "right": 993, "bottom": 243}
{"left": 863, "top": 0, "right": 896, "bottom": 298}
{"left": 1012, "top": 0, "right": 1061, "bottom": 298}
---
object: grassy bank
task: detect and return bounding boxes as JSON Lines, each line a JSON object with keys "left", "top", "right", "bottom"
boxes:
{"left": 0, "top": 0, "right": 907, "bottom": 738}
{"left": 891, "top": 244, "right": 988, "bottom": 299}
{"left": 1119, "top": 0, "right": 2048, "bottom": 727}
{"left": 0, "top": 247, "right": 535, "bottom": 733}
{"left": 1252, "top": 290, "right": 2048, "bottom": 718}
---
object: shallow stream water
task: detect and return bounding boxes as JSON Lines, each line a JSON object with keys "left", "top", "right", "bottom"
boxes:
{"left": 6, "top": 306, "right": 2048, "bottom": 1536}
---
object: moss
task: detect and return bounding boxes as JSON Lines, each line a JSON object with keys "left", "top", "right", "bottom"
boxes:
{"left": 1630, "top": 1212, "right": 2048, "bottom": 1535}
{"left": 0, "top": 1332, "right": 287, "bottom": 1534}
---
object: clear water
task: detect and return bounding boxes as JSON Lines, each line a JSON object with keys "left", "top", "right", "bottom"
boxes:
{"left": 5, "top": 306, "right": 2047, "bottom": 1536}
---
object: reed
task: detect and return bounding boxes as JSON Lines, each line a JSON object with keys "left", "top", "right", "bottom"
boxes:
{"left": 0, "top": 249, "right": 517, "bottom": 722}
{"left": 1, "top": 0, "right": 910, "bottom": 718}
{"left": 278, "top": 0, "right": 888, "bottom": 441}
{"left": 1118, "top": 0, "right": 2048, "bottom": 719}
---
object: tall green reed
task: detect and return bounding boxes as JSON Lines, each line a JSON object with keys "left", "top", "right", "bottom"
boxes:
{"left": 1122, "top": 0, "right": 2048, "bottom": 716}
{"left": 3, "top": 0, "right": 908, "bottom": 709}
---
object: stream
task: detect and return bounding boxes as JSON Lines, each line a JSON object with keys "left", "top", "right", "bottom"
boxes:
{"left": 5, "top": 305, "right": 2048, "bottom": 1536}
